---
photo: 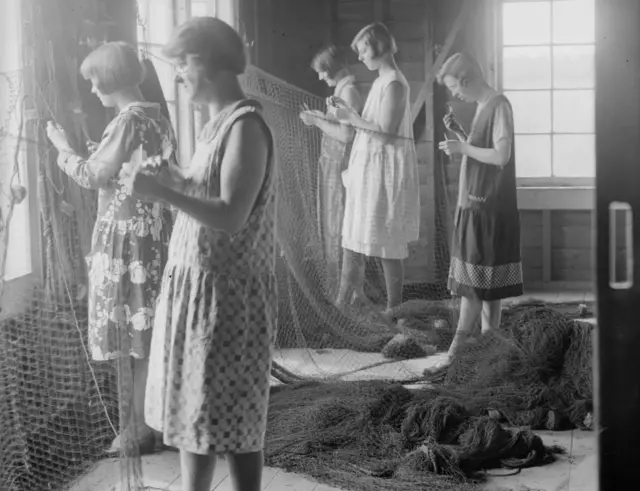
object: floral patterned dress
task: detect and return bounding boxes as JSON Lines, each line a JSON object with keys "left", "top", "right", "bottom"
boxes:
{"left": 317, "top": 75, "right": 361, "bottom": 294}
{"left": 145, "top": 100, "right": 277, "bottom": 455}
{"left": 59, "top": 102, "right": 176, "bottom": 361}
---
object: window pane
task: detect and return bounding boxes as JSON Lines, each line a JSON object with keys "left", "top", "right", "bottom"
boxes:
{"left": 505, "top": 90, "right": 551, "bottom": 134}
{"left": 553, "top": 45, "right": 595, "bottom": 89}
{"left": 553, "top": 90, "right": 595, "bottom": 133}
{"left": 515, "top": 135, "right": 552, "bottom": 178}
{"left": 191, "top": 1, "right": 215, "bottom": 17}
{"left": 502, "top": 1, "right": 551, "bottom": 46}
{"left": 503, "top": 47, "right": 551, "bottom": 89}
{"left": 553, "top": 134, "right": 595, "bottom": 177}
{"left": 138, "top": 0, "right": 173, "bottom": 45}
{"left": 147, "top": 45, "right": 176, "bottom": 101}
{"left": 553, "top": 0, "right": 595, "bottom": 44}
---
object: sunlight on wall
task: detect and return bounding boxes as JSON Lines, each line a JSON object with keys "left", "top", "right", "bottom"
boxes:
{"left": 0, "top": 0, "right": 32, "bottom": 281}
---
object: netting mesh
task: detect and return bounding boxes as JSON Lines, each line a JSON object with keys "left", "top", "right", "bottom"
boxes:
{"left": 0, "top": 25, "right": 595, "bottom": 491}
{"left": 240, "top": 66, "right": 458, "bottom": 385}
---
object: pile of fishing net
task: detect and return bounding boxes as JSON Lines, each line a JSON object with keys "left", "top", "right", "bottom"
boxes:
{"left": 442, "top": 302, "right": 595, "bottom": 431}
{"left": 264, "top": 303, "right": 594, "bottom": 491}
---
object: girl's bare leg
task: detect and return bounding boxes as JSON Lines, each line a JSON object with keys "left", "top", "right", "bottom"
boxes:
{"left": 380, "top": 258, "right": 404, "bottom": 312}
{"left": 180, "top": 450, "right": 217, "bottom": 491}
{"left": 481, "top": 300, "right": 502, "bottom": 334}
{"left": 336, "top": 248, "right": 366, "bottom": 307}
{"left": 448, "top": 296, "right": 482, "bottom": 358}
{"left": 227, "top": 450, "right": 264, "bottom": 491}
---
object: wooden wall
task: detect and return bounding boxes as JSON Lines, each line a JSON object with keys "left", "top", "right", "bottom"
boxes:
{"left": 241, "top": 0, "right": 333, "bottom": 95}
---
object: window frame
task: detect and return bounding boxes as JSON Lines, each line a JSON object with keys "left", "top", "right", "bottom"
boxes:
{"left": 136, "top": 0, "right": 239, "bottom": 164}
{"left": 0, "top": 0, "right": 41, "bottom": 318}
{"left": 496, "top": 0, "right": 596, "bottom": 189}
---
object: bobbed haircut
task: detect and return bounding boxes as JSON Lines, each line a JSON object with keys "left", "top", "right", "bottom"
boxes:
{"left": 162, "top": 16, "right": 246, "bottom": 76}
{"left": 311, "top": 45, "right": 349, "bottom": 79}
{"left": 80, "top": 42, "right": 145, "bottom": 95}
{"left": 437, "top": 52, "right": 485, "bottom": 86}
{"left": 350, "top": 22, "right": 397, "bottom": 58}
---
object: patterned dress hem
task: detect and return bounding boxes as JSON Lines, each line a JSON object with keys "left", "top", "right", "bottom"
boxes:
{"left": 156, "top": 433, "right": 265, "bottom": 456}
{"left": 448, "top": 277, "right": 523, "bottom": 302}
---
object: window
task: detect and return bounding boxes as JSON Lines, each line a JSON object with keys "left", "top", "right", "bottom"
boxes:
{"left": 136, "top": 0, "right": 238, "bottom": 164}
{"left": 0, "top": 0, "right": 33, "bottom": 283}
{"left": 499, "top": 0, "right": 595, "bottom": 183}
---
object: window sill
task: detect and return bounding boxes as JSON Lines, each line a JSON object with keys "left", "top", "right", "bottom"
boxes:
{"left": 517, "top": 186, "right": 594, "bottom": 210}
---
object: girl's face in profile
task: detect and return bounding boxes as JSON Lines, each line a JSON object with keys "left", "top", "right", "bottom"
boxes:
{"left": 317, "top": 70, "right": 337, "bottom": 87}
{"left": 90, "top": 78, "right": 116, "bottom": 108}
{"left": 356, "top": 40, "right": 377, "bottom": 71}
{"left": 175, "top": 54, "right": 209, "bottom": 103}
{"left": 444, "top": 75, "right": 473, "bottom": 102}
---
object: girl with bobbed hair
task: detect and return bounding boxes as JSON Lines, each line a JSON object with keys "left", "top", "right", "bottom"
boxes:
{"left": 333, "top": 22, "right": 420, "bottom": 318}
{"left": 45, "top": 41, "right": 176, "bottom": 455}
{"left": 124, "top": 17, "right": 277, "bottom": 491}
{"left": 437, "top": 52, "right": 523, "bottom": 364}
{"left": 301, "top": 44, "right": 363, "bottom": 293}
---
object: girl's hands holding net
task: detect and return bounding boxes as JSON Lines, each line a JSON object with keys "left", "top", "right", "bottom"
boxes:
{"left": 443, "top": 105, "right": 466, "bottom": 139}
{"left": 299, "top": 109, "right": 324, "bottom": 126}
{"left": 155, "top": 162, "right": 188, "bottom": 193}
{"left": 46, "top": 121, "right": 74, "bottom": 154}
{"left": 438, "top": 139, "right": 466, "bottom": 156}
{"left": 327, "top": 96, "right": 357, "bottom": 123}
{"left": 86, "top": 140, "right": 99, "bottom": 153}
{"left": 120, "top": 162, "right": 165, "bottom": 201}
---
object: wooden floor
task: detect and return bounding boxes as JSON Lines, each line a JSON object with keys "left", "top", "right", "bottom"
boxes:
{"left": 68, "top": 290, "right": 596, "bottom": 491}
{"left": 70, "top": 452, "right": 343, "bottom": 490}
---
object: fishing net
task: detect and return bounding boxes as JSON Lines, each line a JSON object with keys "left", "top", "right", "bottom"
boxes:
{"left": 262, "top": 301, "right": 594, "bottom": 491}
{"left": 239, "top": 65, "right": 458, "bottom": 385}
{"left": 0, "top": 3, "right": 597, "bottom": 490}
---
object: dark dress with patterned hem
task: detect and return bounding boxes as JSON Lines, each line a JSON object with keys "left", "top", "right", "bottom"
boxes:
{"left": 448, "top": 94, "right": 524, "bottom": 301}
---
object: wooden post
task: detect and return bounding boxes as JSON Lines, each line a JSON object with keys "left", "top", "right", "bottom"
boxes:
{"left": 594, "top": 0, "right": 640, "bottom": 488}
{"left": 417, "top": 6, "right": 437, "bottom": 283}
{"left": 411, "top": 0, "right": 472, "bottom": 122}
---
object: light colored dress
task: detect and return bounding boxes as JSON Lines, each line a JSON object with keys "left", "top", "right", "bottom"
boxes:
{"left": 341, "top": 69, "right": 420, "bottom": 260}
{"left": 317, "top": 75, "right": 361, "bottom": 293}
{"left": 59, "top": 102, "right": 175, "bottom": 361}
{"left": 145, "top": 100, "right": 277, "bottom": 455}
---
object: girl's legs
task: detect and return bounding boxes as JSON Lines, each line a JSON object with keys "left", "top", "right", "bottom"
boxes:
{"left": 448, "top": 296, "right": 482, "bottom": 358}
{"left": 109, "top": 357, "right": 154, "bottom": 452}
{"left": 227, "top": 451, "right": 264, "bottom": 491}
{"left": 481, "top": 300, "right": 502, "bottom": 334}
{"left": 336, "top": 248, "right": 366, "bottom": 307}
{"left": 380, "top": 258, "right": 404, "bottom": 312}
{"left": 448, "top": 298, "right": 503, "bottom": 358}
{"left": 180, "top": 449, "right": 263, "bottom": 491}
{"left": 180, "top": 450, "right": 217, "bottom": 491}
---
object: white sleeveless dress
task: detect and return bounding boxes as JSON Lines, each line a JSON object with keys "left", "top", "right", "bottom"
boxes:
{"left": 341, "top": 69, "right": 420, "bottom": 260}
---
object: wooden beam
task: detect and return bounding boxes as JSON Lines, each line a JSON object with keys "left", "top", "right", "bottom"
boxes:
{"left": 411, "top": 0, "right": 473, "bottom": 122}
{"left": 373, "top": 0, "right": 384, "bottom": 22}
{"left": 542, "top": 210, "right": 552, "bottom": 283}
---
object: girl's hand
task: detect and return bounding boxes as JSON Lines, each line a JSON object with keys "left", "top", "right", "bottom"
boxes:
{"left": 299, "top": 110, "right": 323, "bottom": 126}
{"left": 444, "top": 113, "right": 466, "bottom": 138}
{"left": 86, "top": 140, "right": 99, "bottom": 153}
{"left": 334, "top": 106, "right": 357, "bottom": 123}
{"left": 46, "top": 121, "right": 73, "bottom": 153}
{"left": 155, "top": 163, "right": 187, "bottom": 192}
{"left": 439, "top": 139, "right": 467, "bottom": 156}
{"left": 120, "top": 162, "right": 165, "bottom": 200}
